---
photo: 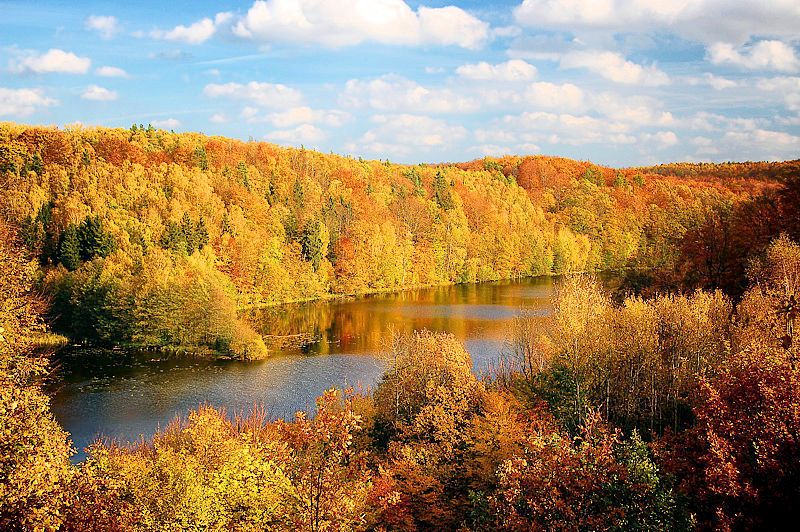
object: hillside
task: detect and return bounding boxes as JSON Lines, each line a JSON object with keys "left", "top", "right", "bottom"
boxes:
{"left": 0, "top": 122, "right": 788, "bottom": 357}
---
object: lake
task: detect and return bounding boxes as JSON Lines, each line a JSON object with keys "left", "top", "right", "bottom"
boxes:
{"left": 49, "top": 276, "right": 555, "bottom": 460}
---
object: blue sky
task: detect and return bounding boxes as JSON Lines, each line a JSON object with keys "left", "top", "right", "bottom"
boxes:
{"left": 1, "top": 0, "right": 798, "bottom": 166}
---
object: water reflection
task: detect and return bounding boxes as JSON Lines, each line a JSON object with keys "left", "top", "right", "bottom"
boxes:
{"left": 50, "top": 276, "right": 554, "bottom": 460}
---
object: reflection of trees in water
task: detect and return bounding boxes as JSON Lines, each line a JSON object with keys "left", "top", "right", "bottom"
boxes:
{"left": 244, "top": 278, "right": 555, "bottom": 356}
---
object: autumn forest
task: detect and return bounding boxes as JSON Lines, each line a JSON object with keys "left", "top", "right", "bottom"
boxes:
{"left": 2, "top": 122, "right": 800, "bottom": 530}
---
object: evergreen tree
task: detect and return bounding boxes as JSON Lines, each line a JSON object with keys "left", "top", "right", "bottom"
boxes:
{"left": 221, "top": 212, "right": 233, "bottom": 236}
{"left": 58, "top": 224, "right": 81, "bottom": 271}
{"left": 433, "top": 170, "right": 454, "bottom": 210}
{"left": 196, "top": 216, "right": 209, "bottom": 250}
{"left": 194, "top": 145, "right": 209, "bottom": 171}
{"left": 181, "top": 213, "right": 197, "bottom": 254}
{"left": 293, "top": 178, "right": 305, "bottom": 205}
{"left": 78, "top": 216, "right": 116, "bottom": 260}
{"left": 161, "top": 220, "right": 187, "bottom": 254}
{"left": 237, "top": 161, "right": 250, "bottom": 191}
{"left": 301, "top": 220, "right": 330, "bottom": 271}
{"left": 26, "top": 153, "right": 44, "bottom": 175}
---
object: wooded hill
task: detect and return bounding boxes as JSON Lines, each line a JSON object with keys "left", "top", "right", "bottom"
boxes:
{"left": 0, "top": 123, "right": 794, "bottom": 357}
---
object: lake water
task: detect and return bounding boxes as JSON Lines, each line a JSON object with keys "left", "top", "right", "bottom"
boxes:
{"left": 49, "top": 276, "right": 555, "bottom": 460}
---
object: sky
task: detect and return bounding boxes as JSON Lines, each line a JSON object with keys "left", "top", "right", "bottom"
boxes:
{"left": 1, "top": 0, "right": 799, "bottom": 166}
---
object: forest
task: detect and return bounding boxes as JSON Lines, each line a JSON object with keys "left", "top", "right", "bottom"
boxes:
{"left": 2, "top": 122, "right": 800, "bottom": 530}
{"left": 2, "top": 123, "right": 796, "bottom": 357}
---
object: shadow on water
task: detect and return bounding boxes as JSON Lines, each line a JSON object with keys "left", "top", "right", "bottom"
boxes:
{"left": 49, "top": 276, "right": 555, "bottom": 461}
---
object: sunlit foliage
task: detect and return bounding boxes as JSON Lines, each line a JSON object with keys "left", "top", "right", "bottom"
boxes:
{"left": 0, "top": 123, "right": 770, "bottom": 356}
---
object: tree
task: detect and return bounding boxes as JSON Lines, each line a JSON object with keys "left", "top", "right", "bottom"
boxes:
{"left": 193, "top": 144, "right": 209, "bottom": 170}
{"left": 160, "top": 220, "right": 186, "bottom": 254}
{"left": 181, "top": 212, "right": 197, "bottom": 254}
{"left": 301, "top": 220, "right": 329, "bottom": 271}
{"left": 78, "top": 216, "right": 116, "bottom": 261}
{"left": 280, "top": 389, "right": 370, "bottom": 532}
{"left": 0, "top": 221, "right": 75, "bottom": 530}
{"left": 433, "top": 170, "right": 454, "bottom": 210}
{"left": 58, "top": 224, "right": 81, "bottom": 271}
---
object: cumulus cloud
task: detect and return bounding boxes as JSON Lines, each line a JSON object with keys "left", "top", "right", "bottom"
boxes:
{"left": 690, "top": 136, "right": 719, "bottom": 155}
{"left": 85, "top": 15, "right": 119, "bottom": 39}
{"left": 0, "top": 87, "right": 56, "bottom": 116}
{"left": 513, "top": 0, "right": 800, "bottom": 45}
{"left": 640, "top": 131, "right": 679, "bottom": 149}
{"left": 10, "top": 49, "right": 91, "bottom": 74}
{"left": 470, "top": 144, "right": 516, "bottom": 156}
{"left": 151, "top": 118, "right": 181, "bottom": 129}
{"left": 682, "top": 111, "right": 766, "bottom": 132}
{"left": 702, "top": 128, "right": 800, "bottom": 161}
{"left": 340, "top": 75, "right": 478, "bottom": 114}
{"left": 456, "top": 59, "right": 537, "bottom": 81}
{"left": 683, "top": 73, "right": 738, "bottom": 90}
{"left": 203, "top": 81, "right": 304, "bottom": 108}
{"left": 232, "top": 0, "right": 488, "bottom": 49}
{"left": 559, "top": 50, "right": 669, "bottom": 85}
{"left": 709, "top": 40, "right": 800, "bottom": 72}
{"left": 756, "top": 76, "right": 800, "bottom": 111}
{"left": 153, "top": 13, "right": 232, "bottom": 44}
{"left": 347, "top": 113, "right": 467, "bottom": 156}
{"left": 590, "top": 93, "right": 674, "bottom": 126}
{"left": 81, "top": 85, "right": 117, "bottom": 101}
{"left": 265, "top": 124, "right": 326, "bottom": 145}
{"left": 209, "top": 113, "right": 228, "bottom": 123}
{"left": 476, "top": 111, "right": 637, "bottom": 148}
{"left": 95, "top": 66, "right": 129, "bottom": 78}
{"left": 259, "top": 106, "right": 350, "bottom": 127}
{"left": 525, "top": 82, "right": 586, "bottom": 111}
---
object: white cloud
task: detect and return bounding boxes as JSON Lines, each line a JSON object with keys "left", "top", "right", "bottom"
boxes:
{"left": 709, "top": 40, "right": 800, "bottom": 72}
{"left": 10, "top": 49, "right": 91, "bottom": 74}
{"left": 756, "top": 76, "right": 800, "bottom": 110}
{"left": 347, "top": 113, "right": 467, "bottom": 156}
{"left": 492, "top": 25, "right": 523, "bottom": 38}
{"left": 265, "top": 124, "right": 325, "bottom": 145}
{"left": 469, "top": 142, "right": 540, "bottom": 157}
{"left": 559, "top": 50, "right": 669, "bottom": 85}
{"left": 715, "top": 128, "right": 800, "bottom": 160}
{"left": 417, "top": 6, "right": 490, "bottom": 49}
{"left": 85, "top": 15, "right": 119, "bottom": 39}
{"left": 0, "top": 87, "right": 56, "bottom": 116}
{"left": 210, "top": 113, "right": 228, "bottom": 123}
{"left": 258, "top": 106, "right": 350, "bottom": 127}
{"left": 590, "top": 93, "right": 674, "bottom": 126}
{"left": 340, "top": 75, "right": 478, "bottom": 114}
{"left": 690, "top": 136, "right": 719, "bottom": 155}
{"left": 232, "top": 0, "right": 488, "bottom": 49}
{"left": 456, "top": 59, "right": 537, "bottom": 81}
{"left": 682, "top": 111, "right": 765, "bottom": 132}
{"left": 81, "top": 85, "right": 117, "bottom": 101}
{"left": 203, "top": 81, "right": 304, "bottom": 108}
{"left": 95, "top": 66, "right": 128, "bottom": 78}
{"left": 476, "top": 111, "right": 636, "bottom": 147}
{"left": 513, "top": 0, "right": 800, "bottom": 46}
{"left": 683, "top": 73, "right": 738, "bottom": 90}
{"left": 151, "top": 118, "right": 181, "bottom": 129}
{"left": 470, "top": 144, "right": 515, "bottom": 156}
{"left": 640, "top": 130, "right": 679, "bottom": 149}
{"left": 775, "top": 114, "right": 800, "bottom": 126}
{"left": 154, "top": 12, "right": 232, "bottom": 44}
{"left": 525, "top": 82, "right": 585, "bottom": 111}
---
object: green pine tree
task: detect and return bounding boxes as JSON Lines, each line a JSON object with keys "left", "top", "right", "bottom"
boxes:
{"left": 58, "top": 224, "right": 81, "bottom": 271}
